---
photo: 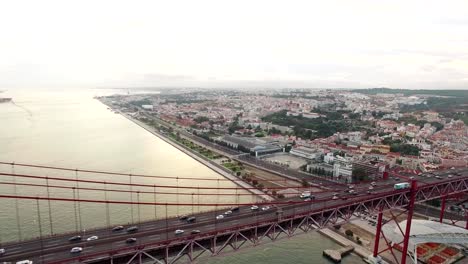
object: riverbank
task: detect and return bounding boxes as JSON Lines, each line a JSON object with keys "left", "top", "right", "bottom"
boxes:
{"left": 118, "top": 111, "right": 273, "bottom": 201}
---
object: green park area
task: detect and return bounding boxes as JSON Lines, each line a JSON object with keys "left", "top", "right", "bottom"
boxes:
{"left": 222, "top": 161, "right": 244, "bottom": 173}
{"left": 169, "top": 132, "right": 222, "bottom": 160}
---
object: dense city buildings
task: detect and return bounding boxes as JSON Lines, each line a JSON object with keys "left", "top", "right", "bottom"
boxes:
{"left": 102, "top": 88, "right": 468, "bottom": 184}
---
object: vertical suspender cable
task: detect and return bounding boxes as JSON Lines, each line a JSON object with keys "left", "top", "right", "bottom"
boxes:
{"left": 12, "top": 164, "right": 22, "bottom": 241}
{"left": 46, "top": 176, "right": 54, "bottom": 235}
{"left": 75, "top": 170, "right": 82, "bottom": 232}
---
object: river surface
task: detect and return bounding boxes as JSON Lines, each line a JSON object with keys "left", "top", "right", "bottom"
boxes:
{"left": 204, "top": 232, "right": 363, "bottom": 264}
{"left": 0, "top": 89, "right": 361, "bottom": 263}
{"left": 0, "top": 89, "right": 256, "bottom": 242}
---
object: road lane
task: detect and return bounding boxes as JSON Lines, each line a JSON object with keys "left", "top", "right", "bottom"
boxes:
{"left": 0, "top": 168, "right": 466, "bottom": 263}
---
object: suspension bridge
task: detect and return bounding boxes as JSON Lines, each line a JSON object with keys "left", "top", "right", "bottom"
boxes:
{"left": 0, "top": 162, "right": 466, "bottom": 264}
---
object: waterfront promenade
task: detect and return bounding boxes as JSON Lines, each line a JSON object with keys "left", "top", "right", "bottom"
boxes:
{"left": 119, "top": 111, "right": 274, "bottom": 201}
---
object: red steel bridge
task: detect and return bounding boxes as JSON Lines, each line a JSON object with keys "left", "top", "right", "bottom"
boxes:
{"left": 0, "top": 162, "right": 467, "bottom": 264}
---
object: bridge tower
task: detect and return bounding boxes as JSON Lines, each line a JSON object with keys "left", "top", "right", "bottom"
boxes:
{"left": 369, "top": 180, "right": 417, "bottom": 264}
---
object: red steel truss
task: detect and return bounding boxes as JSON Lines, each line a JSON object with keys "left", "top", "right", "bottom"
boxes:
{"left": 41, "top": 176, "right": 468, "bottom": 264}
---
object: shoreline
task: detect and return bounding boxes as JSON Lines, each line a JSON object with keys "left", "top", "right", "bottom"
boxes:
{"left": 117, "top": 110, "right": 273, "bottom": 201}
{"left": 318, "top": 228, "right": 373, "bottom": 260}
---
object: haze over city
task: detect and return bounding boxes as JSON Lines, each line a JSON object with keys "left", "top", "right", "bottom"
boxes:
{"left": 1, "top": 0, "right": 468, "bottom": 90}
{"left": 1, "top": 1, "right": 468, "bottom": 264}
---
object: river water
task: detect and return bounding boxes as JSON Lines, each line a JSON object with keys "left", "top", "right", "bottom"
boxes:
{"left": 0, "top": 89, "right": 256, "bottom": 242}
{"left": 0, "top": 89, "right": 361, "bottom": 263}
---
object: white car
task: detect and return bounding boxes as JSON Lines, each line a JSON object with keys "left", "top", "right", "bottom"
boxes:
{"left": 174, "top": 229, "right": 184, "bottom": 235}
{"left": 332, "top": 195, "right": 338, "bottom": 200}
{"left": 250, "top": 205, "right": 259, "bottom": 210}
{"left": 70, "top": 247, "right": 83, "bottom": 253}
{"left": 448, "top": 174, "right": 453, "bottom": 178}
{"left": 261, "top": 206, "right": 270, "bottom": 211}
{"left": 86, "top": 235, "right": 98, "bottom": 241}
{"left": 0, "top": 248, "right": 5, "bottom": 255}
{"left": 224, "top": 210, "right": 232, "bottom": 215}
{"left": 216, "top": 214, "right": 225, "bottom": 220}
{"left": 368, "top": 186, "right": 374, "bottom": 190}
{"left": 370, "top": 182, "right": 377, "bottom": 186}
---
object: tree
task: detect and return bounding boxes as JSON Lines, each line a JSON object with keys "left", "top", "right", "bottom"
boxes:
{"left": 345, "top": 229, "right": 353, "bottom": 237}
{"left": 252, "top": 179, "right": 258, "bottom": 186}
{"left": 194, "top": 116, "right": 209, "bottom": 123}
{"left": 356, "top": 236, "right": 362, "bottom": 245}
{"left": 390, "top": 143, "right": 420, "bottom": 156}
{"left": 254, "top": 132, "right": 265, "bottom": 137}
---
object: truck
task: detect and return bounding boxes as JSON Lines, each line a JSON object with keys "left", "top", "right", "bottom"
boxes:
{"left": 394, "top": 182, "right": 410, "bottom": 190}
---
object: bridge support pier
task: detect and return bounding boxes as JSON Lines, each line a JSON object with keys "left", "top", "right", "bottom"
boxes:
{"left": 465, "top": 210, "right": 468, "bottom": 230}
{"left": 373, "top": 206, "right": 383, "bottom": 257}
{"left": 439, "top": 194, "right": 447, "bottom": 223}
{"left": 401, "top": 180, "right": 417, "bottom": 264}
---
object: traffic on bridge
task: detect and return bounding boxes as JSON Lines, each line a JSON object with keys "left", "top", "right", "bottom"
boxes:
{"left": 0, "top": 162, "right": 466, "bottom": 264}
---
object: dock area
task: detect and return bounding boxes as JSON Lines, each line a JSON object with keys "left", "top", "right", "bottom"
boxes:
{"left": 323, "top": 245, "right": 354, "bottom": 262}
{"left": 318, "top": 228, "right": 373, "bottom": 259}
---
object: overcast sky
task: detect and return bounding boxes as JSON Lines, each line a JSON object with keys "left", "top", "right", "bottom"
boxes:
{"left": 1, "top": 0, "right": 468, "bottom": 89}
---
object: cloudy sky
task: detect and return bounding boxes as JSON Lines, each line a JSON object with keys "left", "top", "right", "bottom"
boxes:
{"left": 1, "top": 0, "right": 468, "bottom": 89}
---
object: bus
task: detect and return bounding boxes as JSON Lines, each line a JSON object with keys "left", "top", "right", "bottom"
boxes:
{"left": 394, "top": 182, "right": 410, "bottom": 190}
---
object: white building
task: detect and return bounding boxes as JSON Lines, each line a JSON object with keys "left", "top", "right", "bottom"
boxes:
{"left": 324, "top": 152, "right": 335, "bottom": 164}
{"left": 290, "top": 146, "right": 319, "bottom": 160}
{"left": 333, "top": 156, "right": 353, "bottom": 182}
{"left": 141, "top": 105, "right": 154, "bottom": 110}
{"left": 333, "top": 163, "right": 353, "bottom": 182}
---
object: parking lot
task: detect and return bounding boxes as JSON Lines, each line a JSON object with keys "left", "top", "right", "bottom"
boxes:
{"left": 261, "top": 153, "right": 308, "bottom": 170}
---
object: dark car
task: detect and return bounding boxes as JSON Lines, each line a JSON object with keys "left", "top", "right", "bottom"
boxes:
{"left": 126, "top": 237, "right": 137, "bottom": 244}
{"left": 231, "top": 206, "right": 240, "bottom": 212}
{"left": 191, "top": 230, "right": 201, "bottom": 234}
{"left": 68, "top": 235, "right": 82, "bottom": 242}
{"left": 187, "top": 216, "right": 196, "bottom": 223}
{"left": 112, "top": 225, "right": 124, "bottom": 232}
{"left": 126, "top": 226, "right": 138, "bottom": 232}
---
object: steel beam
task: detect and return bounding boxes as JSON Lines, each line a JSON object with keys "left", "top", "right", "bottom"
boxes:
{"left": 373, "top": 206, "right": 383, "bottom": 257}
{"left": 401, "top": 180, "right": 417, "bottom": 264}
{"left": 439, "top": 194, "right": 447, "bottom": 223}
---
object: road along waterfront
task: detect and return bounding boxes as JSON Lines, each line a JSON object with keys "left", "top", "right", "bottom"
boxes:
{"left": 116, "top": 110, "right": 272, "bottom": 201}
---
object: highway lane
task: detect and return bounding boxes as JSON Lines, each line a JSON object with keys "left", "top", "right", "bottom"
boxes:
{"left": 0, "top": 179, "right": 390, "bottom": 257}
{"left": 0, "top": 184, "right": 383, "bottom": 261}
{"left": 1, "top": 168, "right": 466, "bottom": 263}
